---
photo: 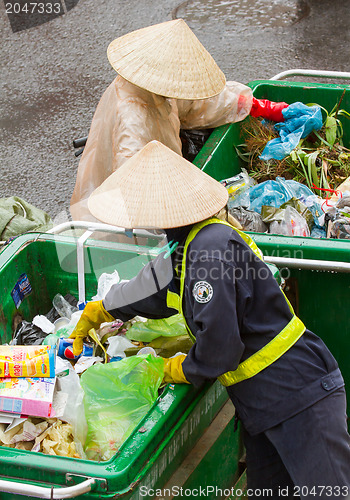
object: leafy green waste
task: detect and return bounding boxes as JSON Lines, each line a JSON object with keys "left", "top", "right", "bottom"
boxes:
{"left": 238, "top": 97, "right": 350, "bottom": 196}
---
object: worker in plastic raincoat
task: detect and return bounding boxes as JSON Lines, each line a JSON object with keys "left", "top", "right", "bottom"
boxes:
{"left": 70, "top": 141, "right": 350, "bottom": 497}
{"left": 70, "top": 19, "right": 287, "bottom": 221}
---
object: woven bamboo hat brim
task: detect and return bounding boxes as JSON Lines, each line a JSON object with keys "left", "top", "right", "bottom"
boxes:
{"left": 88, "top": 141, "right": 228, "bottom": 229}
{"left": 107, "top": 19, "right": 226, "bottom": 100}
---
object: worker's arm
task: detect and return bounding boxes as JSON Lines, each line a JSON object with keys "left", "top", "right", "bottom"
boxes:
{"left": 160, "top": 255, "right": 246, "bottom": 386}
{"left": 177, "top": 81, "right": 253, "bottom": 129}
{"left": 70, "top": 254, "right": 177, "bottom": 355}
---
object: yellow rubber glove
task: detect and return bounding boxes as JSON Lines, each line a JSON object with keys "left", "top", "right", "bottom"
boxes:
{"left": 163, "top": 354, "right": 190, "bottom": 384}
{"left": 69, "top": 301, "right": 115, "bottom": 356}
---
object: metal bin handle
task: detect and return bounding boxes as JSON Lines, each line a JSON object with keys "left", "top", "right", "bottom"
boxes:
{"left": 270, "top": 69, "right": 350, "bottom": 81}
{"left": 0, "top": 477, "right": 96, "bottom": 499}
{"left": 46, "top": 221, "right": 165, "bottom": 306}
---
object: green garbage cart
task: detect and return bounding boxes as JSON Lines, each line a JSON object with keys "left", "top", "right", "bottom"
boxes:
{"left": 0, "top": 229, "right": 244, "bottom": 500}
{"left": 0, "top": 220, "right": 349, "bottom": 499}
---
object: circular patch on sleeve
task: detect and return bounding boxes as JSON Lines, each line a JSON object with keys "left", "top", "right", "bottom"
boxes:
{"left": 193, "top": 281, "right": 213, "bottom": 303}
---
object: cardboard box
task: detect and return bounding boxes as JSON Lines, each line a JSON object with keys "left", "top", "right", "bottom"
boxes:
{"left": 0, "top": 377, "right": 56, "bottom": 418}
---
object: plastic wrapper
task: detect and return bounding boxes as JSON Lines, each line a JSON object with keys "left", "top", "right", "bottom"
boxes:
{"left": 70, "top": 76, "right": 253, "bottom": 220}
{"left": 106, "top": 336, "right": 135, "bottom": 358}
{"left": 81, "top": 354, "right": 164, "bottom": 461}
{"left": 325, "top": 197, "right": 350, "bottom": 239}
{"left": 42, "top": 325, "right": 73, "bottom": 347}
{"left": 261, "top": 198, "right": 314, "bottom": 231}
{"left": 91, "top": 271, "right": 121, "bottom": 301}
{"left": 260, "top": 102, "right": 323, "bottom": 160}
{"left": 126, "top": 314, "right": 187, "bottom": 343}
{"left": 32, "top": 315, "right": 55, "bottom": 334}
{"left": 221, "top": 168, "right": 256, "bottom": 199}
{"left": 265, "top": 206, "right": 310, "bottom": 237}
{"left": 0, "top": 345, "right": 55, "bottom": 378}
{"left": 228, "top": 206, "right": 268, "bottom": 233}
{"left": 34, "top": 420, "right": 79, "bottom": 457}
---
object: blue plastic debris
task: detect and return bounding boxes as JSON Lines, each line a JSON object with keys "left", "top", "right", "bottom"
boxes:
{"left": 260, "top": 102, "right": 323, "bottom": 160}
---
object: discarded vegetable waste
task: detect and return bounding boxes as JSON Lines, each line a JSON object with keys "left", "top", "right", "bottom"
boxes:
{"left": 228, "top": 98, "right": 350, "bottom": 239}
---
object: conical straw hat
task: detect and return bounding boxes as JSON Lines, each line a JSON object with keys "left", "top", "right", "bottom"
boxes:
{"left": 107, "top": 19, "right": 226, "bottom": 100}
{"left": 88, "top": 141, "right": 228, "bottom": 229}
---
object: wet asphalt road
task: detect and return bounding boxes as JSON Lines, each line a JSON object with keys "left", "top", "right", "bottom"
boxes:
{"left": 0, "top": 0, "right": 349, "bottom": 221}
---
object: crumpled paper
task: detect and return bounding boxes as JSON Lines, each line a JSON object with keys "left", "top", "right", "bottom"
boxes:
{"left": 0, "top": 418, "right": 80, "bottom": 458}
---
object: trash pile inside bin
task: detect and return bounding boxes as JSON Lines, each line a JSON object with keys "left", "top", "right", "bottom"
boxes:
{"left": 223, "top": 99, "right": 350, "bottom": 239}
{"left": 0, "top": 273, "right": 191, "bottom": 461}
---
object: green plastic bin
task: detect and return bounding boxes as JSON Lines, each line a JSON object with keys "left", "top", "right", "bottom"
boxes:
{"left": 0, "top": 233, "right": 243, "bottom": 500}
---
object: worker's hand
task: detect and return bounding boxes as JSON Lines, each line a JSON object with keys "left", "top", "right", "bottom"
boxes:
{"left": 250, "top": 97, "right": 289, "bottom": 122}
{"left": 163, "top": 354, "right": 190, "bottom": 384}
{"left": 69, "top": 300, "right": 115, "bottom": 356}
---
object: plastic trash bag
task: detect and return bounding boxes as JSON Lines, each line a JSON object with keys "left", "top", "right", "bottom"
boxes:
{"left": 56, "top": 358, "right": 87, "bottom": 457}
{"left": 266, "top": 206, "right": 310, "bottom": 237}
{"left": 126, "top": 314, "right": 187, "bottom": 343}
{"left": 11, "top": 293, "right": 78, "bottom": 346}
{"left": 180, "top": 129, "right": 213, "bottom": 162}
{"left": 260, "top": 102, "right": 323, "bottom": 160}
{"left": 0, "top": 196, "right": 52, "bottom": 241}
{"left": 81, "top": 354, "right": 164, "bottom": 461}
{"left": 12, "top": 321, "right": 48, "bottom": 345}
{"left": 228, "top": 206, "right": 268, "bottom": 233}
{"left": 232, "top": 177, "right": 322, "bottom": 218}
{"left": 325, "top": 196, "right": 350, "bottom": 239}
{"left": 261, "top": 198, "right": 314, "bottom": 231}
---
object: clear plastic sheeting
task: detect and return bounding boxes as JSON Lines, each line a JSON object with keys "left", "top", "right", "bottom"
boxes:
{"left": 70, "top": 76, "right": 253, "bottom": 221}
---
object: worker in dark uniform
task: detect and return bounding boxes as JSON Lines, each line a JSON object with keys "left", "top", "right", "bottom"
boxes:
{"left": 70, "top": 141, "right": 350, "bottom": 498}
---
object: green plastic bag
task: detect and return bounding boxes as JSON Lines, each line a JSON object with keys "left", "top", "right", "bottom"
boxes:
{"left": 81, "top": 354, "right": 164, "bottom": 461}
{"left": 126, "top": 314, "right": 187, "bottom": 342}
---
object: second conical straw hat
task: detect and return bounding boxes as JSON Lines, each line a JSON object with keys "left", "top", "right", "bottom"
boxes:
{"left": 88, "top": 141, "right": 228, "bottom": 229}
{"left": 107, "top": 19, "right": 226, "bottom": 99}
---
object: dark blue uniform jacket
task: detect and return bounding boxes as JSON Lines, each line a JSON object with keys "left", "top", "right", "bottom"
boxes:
{"left": 104, "top": 223, "right": 344, "bottom": 435}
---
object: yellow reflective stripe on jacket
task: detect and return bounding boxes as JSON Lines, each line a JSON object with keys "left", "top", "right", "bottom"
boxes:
{"left": 217, "top": 315, "right": 306, "bottom": 386}
{"left": 166, "top": 290, "right": 180, "bottom": 311}
{"left": 166, "top": 218, "right": 306, "bottom": 386}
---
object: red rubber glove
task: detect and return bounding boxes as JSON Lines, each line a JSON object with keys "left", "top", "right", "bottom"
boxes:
{"left": 250, "top": 97, "right": 289, "bottom": 122}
